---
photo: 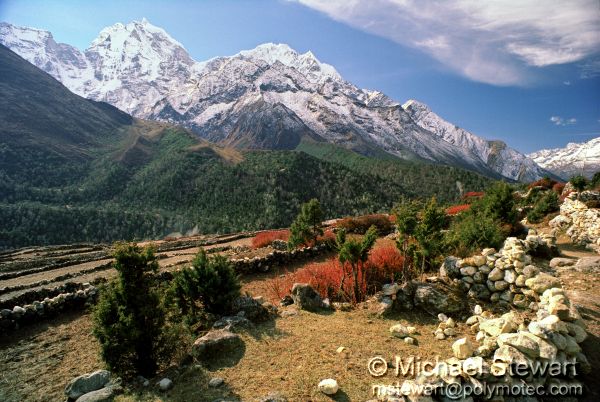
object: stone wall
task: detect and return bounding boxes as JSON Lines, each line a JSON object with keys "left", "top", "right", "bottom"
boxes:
{"left": 229, "top": 243, "right": 331, "bottom": 274}
{"left": 550, "top": 192, "right": 600, "bottom": 254}
{"left": 0, "top": 243, "right": 331, "bottom": 333}
{"left": 441, "top": 230, "right": 558, "bottom": 310}
{"left": 0, "top": 283, "right": 98, "bottom": 332}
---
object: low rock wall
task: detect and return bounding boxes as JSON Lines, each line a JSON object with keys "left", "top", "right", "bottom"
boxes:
{"left": 550, "top": 192, "right": 600, "bottom": 254}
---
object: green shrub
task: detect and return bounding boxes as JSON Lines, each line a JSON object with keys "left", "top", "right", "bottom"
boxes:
{"left": 93, "top": 243, "right": 170, "bottom": 378}
{"left": 570, "top": 175, "right": 587, "bottom": 193}
{"left": 170, "top": 249, "right": 241, "bottom": 321}
{"left": 445, "top": 212, "right": 505, "bottom": 256}
{"left": 527, "top": 191, "right": 559, "bottom": 223}
{"left": 472, "top": 182, "right": 517, "bottom": 226}
{"left": 288, "top": 199, "right": 324, "bottom": 249}
{"left": 591, "top": 171, "right": 600, "bottom": 189}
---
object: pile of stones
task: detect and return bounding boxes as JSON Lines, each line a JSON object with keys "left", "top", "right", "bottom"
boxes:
{"left": 442, "top": 232, "right": 559, "bottom": 310}
{"left": 395, "top": 285, "right": 589, "bottom": 401}
{"left": 550, "top": 191, "right": 600, "bottom": 254}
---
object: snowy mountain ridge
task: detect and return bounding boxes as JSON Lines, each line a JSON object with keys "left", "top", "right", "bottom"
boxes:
{"left": 0, "top": 19, "right": 551, "bottom": 181}
{"left": 528, "top": 137, "right": 600, "bottom": 180}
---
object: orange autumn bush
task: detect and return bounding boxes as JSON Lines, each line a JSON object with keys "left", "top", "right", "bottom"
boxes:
{"left": 251, "top": 229, "right": 290, "bottom": 249}
{"left": 269, "top": 245, "right": 405, "bottom": 303}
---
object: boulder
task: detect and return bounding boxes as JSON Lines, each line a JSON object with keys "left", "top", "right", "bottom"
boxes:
{"left": 231, "top": 296, "right": 270, "bottom": 322}
{"left": 413, "top": 283, "right": 466, "bottom": 315}
{"left": 208, "top": 377, "right": 224, "bottom": 388}
{"left": 65, "top": 370, "right": 111, "bottom": 400}
{"left": 75, "top": 383, "right": 121, "bottom": 402}
{"left": 192, "top": 329, "right": 244, "bottom": 360}
{"left": 318, "top": 378, "right": 339, "bottom": 395}
{"left": 488, "top": 268, "right": 504, "bottom": 281}
{"left": 573, "top": 257, "right": 600, "bottom": 273}
{"left": 494, "top": 345, "right": 531, "bottom": 366}
{"left": 291, "top": 283, "right": 326, "bottom": 311}
{"left": 497, "top": 333, "right": 539, "bottom": 358}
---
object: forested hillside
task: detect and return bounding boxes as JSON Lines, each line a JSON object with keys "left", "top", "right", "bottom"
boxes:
{"left": 0, "top": 45, "right": 494, "bottom": 249}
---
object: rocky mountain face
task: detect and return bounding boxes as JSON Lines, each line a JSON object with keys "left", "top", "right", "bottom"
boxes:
{"left": 402, "top": 100, "right": 553, "bottom": 182}
{"left": 0, "top": 19, "right": 550, "bottom": 181}
{"left": 528, "top": 137, "right": 600, "bottom": 180}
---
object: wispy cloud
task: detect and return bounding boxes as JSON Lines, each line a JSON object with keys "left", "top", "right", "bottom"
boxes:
{"left": 579, "top": 58, "right": 600, "bottom": 79}
{"left": 550, "top": 116, "right": 577, "bottom": 126}
{"left": 296, "top": 0, "right": 600, "bottom": 86}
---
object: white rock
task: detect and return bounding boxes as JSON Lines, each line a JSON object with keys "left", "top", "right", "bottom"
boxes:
{"left": 452, "top": 338, "right": 473, "bottom": 359}
{"left": 318, "top": 378, "right": 339, "bottom": 395}
{"left": 157, "top": 378, "right": 173, "bottom": 391}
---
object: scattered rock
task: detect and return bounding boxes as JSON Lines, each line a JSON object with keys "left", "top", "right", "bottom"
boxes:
{"left": 317, "top": 378, "right": 339, "bottom": 395}
{"left": 157, "top": 378, "right": 173, "bottom": 392}
{"left": 452, "top": 338, "right": 473, "bottom": 359}
{"left": 209, "top": 377, "right": 224, "bottom": 388}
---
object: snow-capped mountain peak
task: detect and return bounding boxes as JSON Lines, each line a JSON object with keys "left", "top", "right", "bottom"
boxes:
{"left": 0, "top": 20, "right": 552, "bottom": 182}
{"left": 89, "top": 18, "right": 186, "bottom": 52}
{"left": 238, "top": 42, "right": 341, "bottom": 82}
{"left": 528, "top": 137, "right": 600, "bottom": 179}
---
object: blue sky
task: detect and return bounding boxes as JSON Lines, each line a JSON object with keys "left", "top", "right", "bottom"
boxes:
{"left": 1, "top": 0, "right": 599, "bottom": 153}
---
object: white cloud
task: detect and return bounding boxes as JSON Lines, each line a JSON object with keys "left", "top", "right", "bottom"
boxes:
{"left": 296, "top": 0, "right": 600, "bottom": 85}
{"left": 550, "top": 116, "right": 577, "bottom": 126}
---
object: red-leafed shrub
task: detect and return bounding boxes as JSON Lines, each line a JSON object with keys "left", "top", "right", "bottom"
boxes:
{"left": 446, "top": 204, "right": 471, "bottom": 216}
{"left": 268, "top": 245, "right": 406, "bottom": 303}
{"left": 337, "top": 214, "right": 393, "bottom": 235}
{"left": 462, "top": 191, "right": 484, "bottom": 201}
{"left": 552, "top": 182, "right": 566, "bottom": 195}
{"left": 365, "top": 246, "right": 405, "bottom": 288}
{"left": 251, "top": 229, "right": 290, "bottom": 249}
{"left": 314, "top": 229, "right": 336, "bottom": 246}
